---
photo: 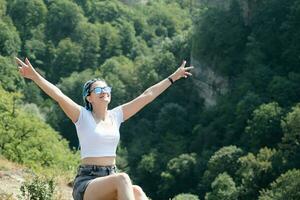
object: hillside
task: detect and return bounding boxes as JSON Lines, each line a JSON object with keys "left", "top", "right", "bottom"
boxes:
{"left": 0, "top": 157, "right": 72, "bottom": 200}
{"left": 1, "top": 0, "right": 300, "bottom": 199}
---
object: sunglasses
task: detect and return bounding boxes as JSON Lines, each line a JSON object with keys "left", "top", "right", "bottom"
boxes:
{"left": 89, "top": 86, "right": 112, "bottom": 95}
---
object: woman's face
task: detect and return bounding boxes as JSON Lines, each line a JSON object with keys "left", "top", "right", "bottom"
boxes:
{"left": 87, "top": 81, "right": 111, "bottom": 107}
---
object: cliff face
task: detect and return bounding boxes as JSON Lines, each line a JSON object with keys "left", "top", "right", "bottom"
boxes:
{"left": 191, "top": 56, "right": 228, "bottom": 107}
{"left": 198, "top": 0, "right": 256, "bottom": 25}
{"left": 191, "top": 0, "right": 257, "bottom": 107}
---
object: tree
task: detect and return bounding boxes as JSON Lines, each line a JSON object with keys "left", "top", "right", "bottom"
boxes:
{"left": 202, "top": 146, "right": 244, "bottom": 190}
{"left": 136, "top": 150, "right": 161, "bottom": 198}
{"left": 118, "top": 20, "right": 137, "bottom": 58}
{"left": 72, "top": 21, "right": 100, "bottom": 69}
{"left": 267, "top": 73, "right": 300, "bottom": 106}
{"left": 236, "top": 148, "right": 277, "bottom": 200}
{"left": 87, "top": 0, "right": 126, "bottom": 23}
{"left": 245, "top": 102, "right": 283, "bottom": 151}
{"left": 258, "top": 169, "right": 300, "bottom": 200}
{"left": 8, "top": 0, "right": 47, "bottom": 40}
{"left": 46, "top": 0, "right": 85, "bottom": 43}
{"left": 0, "top": 56, "right": 24, "bottom": 92}
{"left": 0, "top": 0, "right": 7, "bottom": 17}
{"left": 51, "top": 38, "right": 82, "bottom": 82}
{"left": 193, "top": 0, "right": 247, "bottom": 77}
{"left": 172, "top": 193, "right": 200, "bottom": 200}
{"left": 155, "top": 103, "right": 188, "bottom": 136}
{"left": 0, "top": 18, "right": 21, "bottom": 56}
{"left": 97, "top": 23, "right": 122, "bottom": 63}
{"left": 205, "top": 172, "right": 238, "bottom": 200}
{"left": 159, "top": 153, "right": 197, "bottom": 199}
{"left": 279, "top": 0, "right": 300, "bottom": 73}
{"left": 280, "top": 103, "right": 300, "bottom": 168}
{"left": 0, "top": 87, "right": 79, "bottom": 170}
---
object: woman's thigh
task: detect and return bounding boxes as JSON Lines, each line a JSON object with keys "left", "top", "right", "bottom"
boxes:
{"left": 83, "top": 174, "right": 118, "bottom": 200}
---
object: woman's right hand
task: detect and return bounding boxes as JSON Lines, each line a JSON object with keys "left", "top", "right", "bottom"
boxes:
{"left": 15, "top": 57, "right": 38, "bottom": 80}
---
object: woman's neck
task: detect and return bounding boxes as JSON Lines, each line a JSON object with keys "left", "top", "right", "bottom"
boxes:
{"left": 92, "top": 105, "right": 108, "bottom": 121}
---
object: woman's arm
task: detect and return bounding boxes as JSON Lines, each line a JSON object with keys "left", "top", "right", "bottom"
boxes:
{"left": 122, "top": 60, "right": 193, "bottom": 121}
{"left": 16, "top": 57, "right": 80, "bottom": 123}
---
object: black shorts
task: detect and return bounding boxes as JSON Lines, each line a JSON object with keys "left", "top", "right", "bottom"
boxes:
{"left": 72, "top": 165, "right": 117, "bottom": 200}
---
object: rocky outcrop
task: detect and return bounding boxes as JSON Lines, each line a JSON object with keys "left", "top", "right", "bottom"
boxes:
{"left": 191, "top": 56, "right": 228, "bottom": 107}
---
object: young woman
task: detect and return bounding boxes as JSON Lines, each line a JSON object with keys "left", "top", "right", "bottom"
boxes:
{"left": 16, "top": 57, "right": 193, "bottom": 200}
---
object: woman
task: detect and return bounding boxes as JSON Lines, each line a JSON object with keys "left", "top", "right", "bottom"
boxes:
{"left": 16, "top": 57, "right": 193, "bottom": 200}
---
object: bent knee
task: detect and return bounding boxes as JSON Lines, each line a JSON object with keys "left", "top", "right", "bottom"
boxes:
{"left": 116, "top": 172, "right": 131, "bottom": 185}
{"left": 133, "top": 185, "right": 146, "bottom": 197}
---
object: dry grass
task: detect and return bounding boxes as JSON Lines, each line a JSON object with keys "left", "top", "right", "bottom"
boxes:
{"left": 0, "top": 156, "right": 74, "bottom": 200}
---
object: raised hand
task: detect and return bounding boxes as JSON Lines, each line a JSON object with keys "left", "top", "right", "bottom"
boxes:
{"left": 15, "top": 57, "right": 38, "bottom": 80}
{"left": 170, "top": 60, "right": 194, "bottom": 82}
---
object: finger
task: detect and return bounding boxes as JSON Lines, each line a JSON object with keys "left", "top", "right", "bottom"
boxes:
{"left": 184, "top": 72, "right": 192, "bottom": 76}
{"left": 18, "top": 67, "right": 24, "bottom": 76}
{"left": 185, "top": 66, "right": 194, "bottom": 71}
{"left": 15, "top": 57, "right": 27, "bottom": 67}
{"left": 180, "top": 60, "right": 187, "bottom": 68}
{"left": 25, "top": 57, "right": 33, "bottom": 68}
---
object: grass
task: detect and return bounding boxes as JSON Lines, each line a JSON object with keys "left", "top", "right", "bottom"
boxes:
{"left": 0, "top": 155, "right": 75, "bottom": 200}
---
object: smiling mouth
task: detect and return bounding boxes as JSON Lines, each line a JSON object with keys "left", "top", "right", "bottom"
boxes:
{"left": 99, "top": 94, "right": 110, "bottom": 99}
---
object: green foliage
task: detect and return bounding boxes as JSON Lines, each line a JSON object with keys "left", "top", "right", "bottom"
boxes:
{"left": 0, "top": 0, "right": 7, "bottom": 16}
{"left": 193, "top": 0, "right": 247, "bottom": 76}
{"left": 0, "top": 18, "right": 21, "bottom": 56}
{"left": 205, "top": 172, "right": 238, "bottom": 200}
{"left": 267, "top": 73, "right": 300, "bottom": 106}
{"left": 2, "top": 0, "right": 300, "bottom": 199}
{"left": 0, "top": 56, "right": 24, "bottom": 91}
{"left": 72, "top": 21, "right": 100, "bottom": 69}
{"left": 0, "top": 87, "right": 79, "bottom": 170}
{"left": 118, "top": 20, "right": 137, "bottom": 58}
{"left": 20, "top": 176, "right": 55, "bottom": 200}
{"left": 51, "top": 38, "right": 82, "bottom": 81}
{"left": 202, "top": 146, "right": 243, "bottom": 190}
{"left": 156, "top": 103, "right": 188, "bottom": 136}
{"left": 160, "top": 153, "right": 197, "bottom": 198}
{"left": 8, "top": 0, "right": 47, "bottom": 40}
{"left": 88, "top": 0, "right": 127, "bottom": 23}
{"left": 97, "top": 23, "right": 122, "bottom": 62}
{"left": 280, "top": 104, "right": 300, "bottom": 167}
{"left": 172, "top": 193, "right": 200, "bottom": 200}
{"left": 245, "top": 102, "right": 283, "bottom": 151}
{"left": 236, "top": 148, "right": 277, "bottom": 200}
{"left": 46, "top": 0, "right": 85, "bottom": 42}
{"left": 258, "top": 169, "right": 300, "bottom": 200}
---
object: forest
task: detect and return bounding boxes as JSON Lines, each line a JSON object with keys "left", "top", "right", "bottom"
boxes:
{"left": 0, "top": 0, "right": 300, "bottom": 199}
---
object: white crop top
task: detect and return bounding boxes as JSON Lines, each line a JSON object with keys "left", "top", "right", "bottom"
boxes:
{"left": 74, "top": 106, "right": 124, "bottom": 158}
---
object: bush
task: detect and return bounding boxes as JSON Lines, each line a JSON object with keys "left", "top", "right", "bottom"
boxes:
{"left": 19, "top": 176, "right": 55, "bottom": 200}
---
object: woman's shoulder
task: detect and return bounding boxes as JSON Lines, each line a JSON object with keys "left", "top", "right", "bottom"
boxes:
{"left": 109, "top": 106, "right": 124, "bottom": 124}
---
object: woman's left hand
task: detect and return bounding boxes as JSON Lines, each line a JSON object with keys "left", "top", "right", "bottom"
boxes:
{"left": 169, "top": 60, "right": 194, "bottom": 82}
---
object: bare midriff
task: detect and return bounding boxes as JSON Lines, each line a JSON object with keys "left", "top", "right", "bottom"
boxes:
{"left": 81, "top": 156, "right": 116, "bottom": 166}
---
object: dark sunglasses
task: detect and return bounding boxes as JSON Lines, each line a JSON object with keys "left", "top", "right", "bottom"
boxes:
{"left": 89, "top": 86, "right": 112, "bottom": 95}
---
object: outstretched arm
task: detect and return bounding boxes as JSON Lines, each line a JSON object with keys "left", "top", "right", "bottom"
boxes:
{"left": 16, "top": 57, "right": 80, "bottom": 123}
{"left": 122, "top": 60, "right": 193, "bottom": 121}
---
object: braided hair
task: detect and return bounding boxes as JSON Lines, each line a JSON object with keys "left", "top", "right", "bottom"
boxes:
{"left": 82, "top": 78, "right": 107, "bottom": 111}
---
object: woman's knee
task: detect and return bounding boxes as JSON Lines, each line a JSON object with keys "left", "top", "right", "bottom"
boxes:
{"left": 116, "top": 172, "right": 132, "bottom": 186}
{"left": 132, "top": 185, "right": 146, "bottom": 198}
